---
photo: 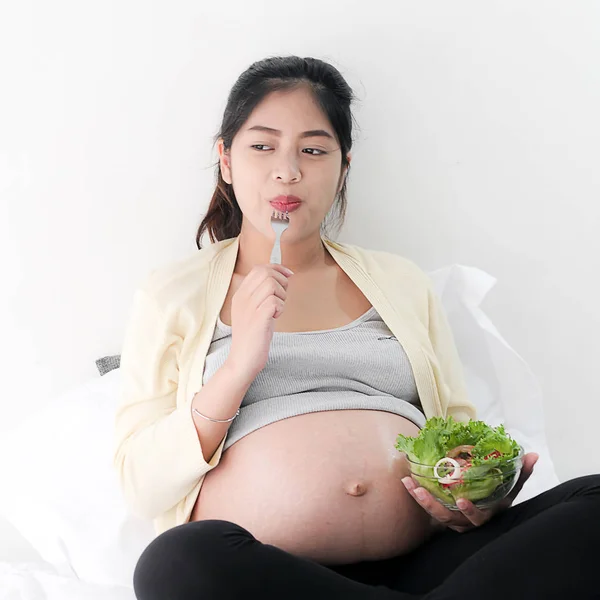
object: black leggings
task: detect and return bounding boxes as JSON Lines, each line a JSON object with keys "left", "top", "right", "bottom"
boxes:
{"left": 133, "top": 474, "right": 600, "bottom": 599}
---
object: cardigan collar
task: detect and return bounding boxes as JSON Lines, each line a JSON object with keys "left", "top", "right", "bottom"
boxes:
{"left": 204, "top": 234, "right": 402, "bottom": 346}
{"left": 205, "top": 234, "right": 381, "bottom": 316}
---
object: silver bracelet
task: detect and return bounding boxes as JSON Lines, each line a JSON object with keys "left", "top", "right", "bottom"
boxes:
{"left": 192, "top": 406, "right": 240, "bottom": 423}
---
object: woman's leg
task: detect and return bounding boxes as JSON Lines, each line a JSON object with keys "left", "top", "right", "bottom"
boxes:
{"left": 133, "top": 519, "right": 409, "bottom": 600}
{"left": 133, "top": 476, "right": 600, "bottom": 599}
{"left": 333, "top": 474, "right": 600, "bottom": 599}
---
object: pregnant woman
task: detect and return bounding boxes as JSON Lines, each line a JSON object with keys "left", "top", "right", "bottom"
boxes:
{"left": 113, "top": 56, "right": 600, "bottom": 599}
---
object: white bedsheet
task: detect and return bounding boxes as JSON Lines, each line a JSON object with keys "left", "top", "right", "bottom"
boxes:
{"left": 0, "top": 561, "right": 135, "bottom": 600}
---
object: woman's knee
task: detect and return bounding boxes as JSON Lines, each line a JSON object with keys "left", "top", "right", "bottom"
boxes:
{"left": 565, "top": 474, "right": 600, "bottom": 492}
{"left": 133, "top": 519, "right": 254, "bottom": 599}
{"left": 555, "top": 473, "right": 600, "bottom": 503}
{"left": 574, "top": 474, "right": 600, "bottom": 496}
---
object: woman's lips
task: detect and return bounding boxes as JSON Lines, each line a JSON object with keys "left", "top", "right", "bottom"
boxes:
{"left": 270, "top": 200, "right": 301, "bottom": 212}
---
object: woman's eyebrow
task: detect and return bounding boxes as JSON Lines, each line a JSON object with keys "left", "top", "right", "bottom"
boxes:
{"left": 246, "top": 125, "right": 334, "bottom": 140}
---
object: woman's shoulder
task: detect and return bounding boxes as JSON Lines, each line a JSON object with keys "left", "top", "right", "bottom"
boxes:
{"left": 135, "top": 238, "right": 235, "bottom": 309}
{"left": 326, "top": 238, "right": 430, "bottom": 285}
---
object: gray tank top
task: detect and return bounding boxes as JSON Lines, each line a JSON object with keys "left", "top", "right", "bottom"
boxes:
{"left": 202, "top": 305, "right": 426, "bottom": 452}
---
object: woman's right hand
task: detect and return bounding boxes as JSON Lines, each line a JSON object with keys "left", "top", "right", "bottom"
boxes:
{"left": 226, "top": 263, "right": 294, "bottom": 382}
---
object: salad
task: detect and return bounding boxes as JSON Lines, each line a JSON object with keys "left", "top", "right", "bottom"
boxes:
{"left": 395, "top": 416, "right": 523, "bottom": 506}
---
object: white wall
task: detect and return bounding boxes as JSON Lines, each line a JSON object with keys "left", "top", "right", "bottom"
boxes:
{"left": 1, "top": 0, "right": 598, "bottom": 560}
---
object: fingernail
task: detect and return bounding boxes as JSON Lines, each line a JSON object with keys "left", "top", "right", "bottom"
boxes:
{"left": 414, "top": 488, "right": 426, "bottom": 501}
{"left": 283, "top": 267, "right": 294, "bottom": 276}
{"left": 457, "top": 499, "right": 469, "bottom": 510}
{"left": 401, "top": 477, "right": 415, "bottom": 492}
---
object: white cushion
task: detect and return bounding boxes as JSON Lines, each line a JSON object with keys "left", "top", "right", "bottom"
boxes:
{"left": 429, "top": 264, "right": 560, "bottom": 503}
{"left": 0, "top": 264, "right": 560, "bottom": 588}
{"left": 0, "top": 559, "right": 136, "bottom": 600}
{"left": 0, "top": 370, "right": 155, "bottom": 586}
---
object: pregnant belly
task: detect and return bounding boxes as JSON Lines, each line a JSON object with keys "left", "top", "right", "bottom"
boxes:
{"left": 190, "top": 409, "right": 436, "bottom": 565}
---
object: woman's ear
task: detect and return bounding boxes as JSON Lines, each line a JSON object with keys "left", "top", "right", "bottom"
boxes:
{"left": 337, "top": 152, "right": 352, "bottom": 193}
{"left": 217, "top": 138, "right": 232, "bottom": 184}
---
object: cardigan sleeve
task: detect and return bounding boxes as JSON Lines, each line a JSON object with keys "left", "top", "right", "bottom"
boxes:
{"left": 112, "top": 287, "right": 226, "bottom": 520}
{"left": 426, "top": 283, "right": 478, "bottom": 423}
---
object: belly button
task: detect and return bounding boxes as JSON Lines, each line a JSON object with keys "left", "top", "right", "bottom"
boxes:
{"left": 344, "top": 482, "right": 368, "bottom": 497}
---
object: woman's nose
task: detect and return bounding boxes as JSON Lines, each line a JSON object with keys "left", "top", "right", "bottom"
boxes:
{"left": 273, "top": 159, "right": 301, "bottom": 183}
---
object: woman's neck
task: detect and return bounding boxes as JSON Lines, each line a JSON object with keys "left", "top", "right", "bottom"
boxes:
{"left": 235, "top": 228, "right": 332, "bottom": 276}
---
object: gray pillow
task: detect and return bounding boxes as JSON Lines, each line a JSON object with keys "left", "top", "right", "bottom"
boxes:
{"left": 95, "top": 355, "right": 121, "bottom": 376}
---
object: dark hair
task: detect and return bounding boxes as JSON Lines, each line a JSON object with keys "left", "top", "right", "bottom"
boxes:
{"left": 196, "top": 56, "right": 357, "bottom": 249}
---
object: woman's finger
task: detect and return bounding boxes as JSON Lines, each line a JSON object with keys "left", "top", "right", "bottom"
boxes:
{"left": 402, "top": 478, "right": 471, "bottom": 529}
{"left": 455, "top": 497, "right": 490, "bottom": 527}
{"left": 507, "top": 452, "right": 539, "bottom": 504}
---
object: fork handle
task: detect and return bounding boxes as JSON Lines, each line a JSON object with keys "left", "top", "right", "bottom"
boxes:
{"left": 270, "top": 230, "right": 282, "bottom": 264}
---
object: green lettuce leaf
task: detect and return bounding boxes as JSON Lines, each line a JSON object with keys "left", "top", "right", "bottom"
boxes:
{"left": 395, "top": 416, "right": 463, "bottom": 465}
{"left": 395, "top": 416, "right": 522, "bottom": 506}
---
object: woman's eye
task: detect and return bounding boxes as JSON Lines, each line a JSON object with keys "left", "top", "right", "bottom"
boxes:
{"left": 303, "top": 148, "right": 327, "bottom": 156}
{"left": 250, "top": 145, "right": 326, "bottom": 156}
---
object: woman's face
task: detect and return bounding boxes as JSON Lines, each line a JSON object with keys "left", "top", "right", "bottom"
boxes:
{"left": 218, "top": 86, "right": 351, "bottom": 243}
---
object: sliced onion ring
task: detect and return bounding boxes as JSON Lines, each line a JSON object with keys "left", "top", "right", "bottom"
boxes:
{"left": 434, "top": 457, "right": 461, "bottom": 482}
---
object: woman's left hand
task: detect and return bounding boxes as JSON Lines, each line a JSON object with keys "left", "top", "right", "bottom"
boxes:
{"left": 401, "top": 452, "right": 539, "bottom": 533}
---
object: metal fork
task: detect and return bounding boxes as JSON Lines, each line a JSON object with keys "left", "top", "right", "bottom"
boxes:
{"left": 269, "top": 209, "right": 290, "bottom": 264}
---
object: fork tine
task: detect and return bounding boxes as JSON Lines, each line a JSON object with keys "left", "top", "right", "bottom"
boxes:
{"left": 270, "top": 209, "right": 290, "bottom": 264}
{"left": 271, "top": 209, "right": 290, "bottom": 221}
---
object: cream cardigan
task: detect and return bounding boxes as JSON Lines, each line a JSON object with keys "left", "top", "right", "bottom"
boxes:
{"left": 113, "top": 235, "right": 477, "bottom": 535}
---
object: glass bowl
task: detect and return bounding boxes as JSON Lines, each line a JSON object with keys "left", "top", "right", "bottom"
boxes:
{"left": 404, "top": 446, "right": 525, "bottom": 511}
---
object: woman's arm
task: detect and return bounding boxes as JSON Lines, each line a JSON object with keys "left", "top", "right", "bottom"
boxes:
{"left": 113, "top": 287, "right": 227, "bottom": 520}
{"left": 190, "top": 361, "right": 252, "bottom": 462}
